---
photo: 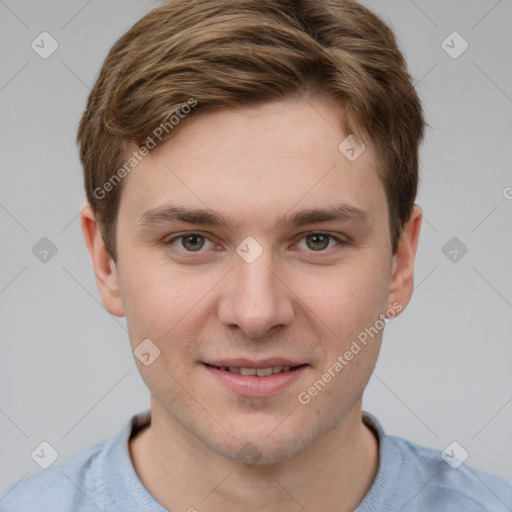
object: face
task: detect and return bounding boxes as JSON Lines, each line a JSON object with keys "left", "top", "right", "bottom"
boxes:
{"left": 83, "top": 94, "right": 419, "bottom": 464}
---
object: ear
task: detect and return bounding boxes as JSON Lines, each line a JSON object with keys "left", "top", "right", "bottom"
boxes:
{"left": 386, "top": 205, "right": 422, "bottom": 315}
{"left": 80, "top": 202, "right": 125, "bottom": 317}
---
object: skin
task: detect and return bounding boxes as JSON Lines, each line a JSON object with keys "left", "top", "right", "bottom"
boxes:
{"left": 81, "top": 94, "right": 422, "bottom": 512}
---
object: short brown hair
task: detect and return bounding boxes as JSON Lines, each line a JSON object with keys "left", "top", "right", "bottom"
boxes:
{"left": 77, "top": 0, "right": 425, "bottom": 262}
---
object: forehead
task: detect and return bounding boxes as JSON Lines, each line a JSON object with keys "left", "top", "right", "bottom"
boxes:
{"left": 118, "top": 95, "right": 385, "bottom": 228}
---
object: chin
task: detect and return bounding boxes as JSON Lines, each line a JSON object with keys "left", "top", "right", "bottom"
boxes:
{"left": 212, "top": 434, "right": 310, "bottom": 466}
{"left": 199, "top": 413, "right": 333, "bottom": 466}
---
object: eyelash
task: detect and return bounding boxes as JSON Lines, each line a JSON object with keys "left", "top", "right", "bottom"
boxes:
{"left": 164, "top": 231, "right": 346, "bottom": 255}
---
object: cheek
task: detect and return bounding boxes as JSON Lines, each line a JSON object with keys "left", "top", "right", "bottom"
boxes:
{"left": 120, "top": 259, "right": 214, "bottom": 337}
{"left": 300, "top": 259, "right": 391, "bottom": 332}
{"left": 120, "top": 263, "right": 226, "bottom": 387}
{"left": 295, "top": 258, "right": 389, "bottom": 397}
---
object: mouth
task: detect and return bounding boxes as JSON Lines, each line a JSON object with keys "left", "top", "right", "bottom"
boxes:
{"left": 202, "top": 360, "right": 308, "bottom": 397}
{"left": 203, "top": 363, "right": 306, "bottom": 376}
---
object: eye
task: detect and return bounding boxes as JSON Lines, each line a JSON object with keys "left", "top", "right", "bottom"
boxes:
{"left": 164, "top": 231, "right": 345, "bottom": 255}
{"left": 165, "top": 232, "right": 214, "bottom": 252}
{"left": 295, "top": 232, "right": 344, "bottom": 252}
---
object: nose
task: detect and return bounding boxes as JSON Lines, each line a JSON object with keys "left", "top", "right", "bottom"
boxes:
{"left": 217, "top": 249, "right": 295, "bottom": 339}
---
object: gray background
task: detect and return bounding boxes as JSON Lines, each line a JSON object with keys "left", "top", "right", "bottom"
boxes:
{"left": 1, "top": 0, "right": 511, "bottom": 490}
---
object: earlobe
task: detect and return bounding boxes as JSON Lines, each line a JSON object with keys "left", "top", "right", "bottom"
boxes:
{"left": 386, "top": 205, "right": 422, "bottom": 314}
{"left": 80, "top": 202, "right": 125, "bottom": 317}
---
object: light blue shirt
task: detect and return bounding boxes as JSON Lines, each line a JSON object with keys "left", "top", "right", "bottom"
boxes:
{"left": 1, "top": 409, "right": 511, "bottom": 511}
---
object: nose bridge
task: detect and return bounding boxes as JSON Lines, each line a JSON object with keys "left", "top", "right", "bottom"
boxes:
{"left": 218, "top": 243, "right": 294, "bottom": 338}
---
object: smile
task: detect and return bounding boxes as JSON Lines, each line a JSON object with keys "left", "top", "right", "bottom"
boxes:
{"left": 202, "top": 362, "right": 308, "bottom": 397}
{"left": 206, "top": 364, "right": 298, "bottom": 376}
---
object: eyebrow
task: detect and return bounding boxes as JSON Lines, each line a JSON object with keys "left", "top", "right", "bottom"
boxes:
{"left": 137, "top": 203, "right": 369, "bottom": 232}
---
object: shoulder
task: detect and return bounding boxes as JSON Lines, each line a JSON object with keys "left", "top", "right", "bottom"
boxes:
{"left": 387, "top": 434, "right": 512, "bottom": 511}
{"left": 360, "top": 412, "right": 512, "bottom": 511}
{"left": 0, "top": 438, "right": 111, "bottom": 512}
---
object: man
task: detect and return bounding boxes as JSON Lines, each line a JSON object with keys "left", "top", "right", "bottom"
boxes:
{"left": 1, "top": 0, "right": 511, "bottom": 510}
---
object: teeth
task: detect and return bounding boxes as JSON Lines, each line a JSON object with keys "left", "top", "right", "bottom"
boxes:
{"left": 219, "top": 365, "right": 294, "bottom": 376}
{"left": 256, "top": 367, "right": 273, "bottom": 377}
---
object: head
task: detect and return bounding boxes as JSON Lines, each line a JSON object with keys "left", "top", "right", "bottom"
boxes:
{"left": 79, "top": 0, "right": 424, "bottom": 464}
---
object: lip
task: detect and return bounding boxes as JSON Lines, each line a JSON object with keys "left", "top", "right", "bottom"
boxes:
{"left": 204, "top": 358, "right": 305, "bottom": 368}
{"left": 203, "top": 362, "right": 308, "bottom": 397}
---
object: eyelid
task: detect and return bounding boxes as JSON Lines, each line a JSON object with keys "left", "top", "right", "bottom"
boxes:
{"left": 296, "top": 230, "right": 347, "bottom": 242}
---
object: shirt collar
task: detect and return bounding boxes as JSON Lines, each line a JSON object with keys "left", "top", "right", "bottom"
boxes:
{"left": 103, "top": 408, "right": 164, "bottom": 512}
{"left": 357, "top": 410, "right": 402, "bottom": 511}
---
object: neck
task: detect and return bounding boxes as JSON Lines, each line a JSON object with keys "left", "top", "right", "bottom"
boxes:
{"left": 130, "top": 399, "right": 379, "bottom": 512}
